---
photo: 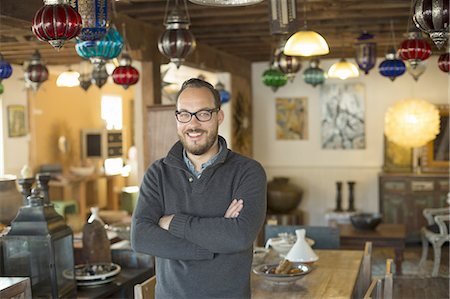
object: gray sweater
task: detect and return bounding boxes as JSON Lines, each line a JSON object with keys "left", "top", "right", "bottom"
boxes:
{"left": 131, "top": 137, "right": 267, "bottom": 299}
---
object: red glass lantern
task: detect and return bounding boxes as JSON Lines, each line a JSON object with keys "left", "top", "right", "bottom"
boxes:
{"left": 24, "top": 50, "right": 49, "bottom": 91}
{"left": 112, "top": 53, "right": 139, "bottom": 89}
{"left": 32, "top": 0, "right": 82, "bottom": 50}
{"left": 398, "top": 31, "right": 432, "bottom": 69}
{"left": 438, "top": 53, "right": 449, "bottom": 73}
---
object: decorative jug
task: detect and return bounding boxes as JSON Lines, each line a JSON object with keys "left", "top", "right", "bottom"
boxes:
{"left": 285, "top": 229, "right": 318, "bottom": 263}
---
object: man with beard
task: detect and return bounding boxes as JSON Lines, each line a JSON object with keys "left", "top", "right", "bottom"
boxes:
{"left": 131, "top": 78, "right": 267, "bottom": 299}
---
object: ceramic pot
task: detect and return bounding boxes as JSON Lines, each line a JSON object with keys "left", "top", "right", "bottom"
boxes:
{"left": 0, "top": 175, "right": 23, "bottom": 225}
{"left": 267, "top": 177, "right": 303, "bottom": 213}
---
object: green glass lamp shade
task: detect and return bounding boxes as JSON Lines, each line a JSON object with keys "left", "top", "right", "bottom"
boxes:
{"left": 262, "top": 68, "right": 287, "bottom": 91}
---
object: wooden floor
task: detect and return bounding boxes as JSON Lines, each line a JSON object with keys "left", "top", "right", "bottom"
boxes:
{"left": 372, "top": 244, "right": 449, "bottom": 299}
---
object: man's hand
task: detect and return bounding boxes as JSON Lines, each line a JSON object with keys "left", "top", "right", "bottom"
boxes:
{"left": 224, "top": 199, "right": 243, "bottom": 218}
{"left": 159, "top": 214, "right": 174, "bottom": 230}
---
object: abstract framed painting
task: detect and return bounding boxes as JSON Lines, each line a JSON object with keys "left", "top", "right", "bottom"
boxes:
{"left": 7, "top": 105, "right": 27, "bottom": 137}
{"left": 275, "top": 97, "right": 308, "bottom": 140}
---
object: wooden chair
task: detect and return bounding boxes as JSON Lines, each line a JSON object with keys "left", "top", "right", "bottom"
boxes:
{"left": 264, "top": 225, "right": 340, "bottom": 249}
{"left": 134, "top": 275, "right": 156, "bottom": 299}
{"left": 419, "top": 207, "right": 450, "bottom": 277}
{"left": 363, "top": 258, "right": 393, "bottom": 299}
{"left": 355, "top": 242, "right": 373, "bottom": 298}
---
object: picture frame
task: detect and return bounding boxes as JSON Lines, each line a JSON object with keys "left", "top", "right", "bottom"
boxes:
{"left": 7, "top": 105, "right": 27, "bottom": 137}
{"left": 275, "top": 97, "right": 308, "bottom": 140}
{"left": 421, "top": 104, "right": 449, "bottom": 173}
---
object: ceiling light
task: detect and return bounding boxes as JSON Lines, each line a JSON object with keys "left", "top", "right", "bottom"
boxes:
{"left": 327, "top": 59, "right": 359, "bottom": 80}
{"left": 56, "top": 68, "right": 80, "bottom": 87}
{"left": 283, "top": 30, "right": 329, "bottom": 57}
{"left": 189, "top": 0, "right": 263, "bottom": 6}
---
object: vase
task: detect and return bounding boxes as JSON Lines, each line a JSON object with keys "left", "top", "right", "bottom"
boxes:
{"left": 0, "top": 175, "right": 23, "bottom": 225}
{"left": 267, "top": 177, "right": 303, "bottom": 213}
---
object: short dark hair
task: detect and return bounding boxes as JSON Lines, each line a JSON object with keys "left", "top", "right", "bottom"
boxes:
{"left": 176, "top": 78, "right": 221, "bottom": 109}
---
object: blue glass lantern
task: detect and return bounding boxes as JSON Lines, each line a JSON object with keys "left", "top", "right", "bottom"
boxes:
{"left": 0, "top": 53, "right": 13, "bottom": 82}
{"left": 355, "top": 32, "right": 377, "bottom": 75}
{"left": 303, "top": 59, "right": 326, "bottom": 87}
{"left": 215, "top": 81, "right": 230, "bottom": 104}
{"left": 75, "top": 27, "right": 123, "bottom": 65}
{"left": 379, "top": 49, "right": 406, "bottom": 81}
{"left": 74, "top": 0, "right": 109, "bottom": 43}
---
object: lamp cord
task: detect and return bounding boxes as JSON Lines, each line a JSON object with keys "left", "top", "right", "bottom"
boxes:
{"left": 302, "top": 0, "right": 307, "bottom": 29}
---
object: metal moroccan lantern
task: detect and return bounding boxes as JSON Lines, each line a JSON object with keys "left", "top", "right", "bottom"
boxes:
{"left": 158, "top": 0, "right": 196, "bottom": 68}
{"left": 379, "top": 48, "right": 406, "bottom": 81}
{"left": 268, "top": 0, "right": 298, "bottom": 35}
{"left": 438, "top": 53, "right": 449, "bottom": 73}
{"left": 406, "top": 60, "right": 426, "bottom": 81}
{"left": 75, "top": 27, "right": 123, "bottom": 66}
{"left": 0, "top": 53, "right": 13, "bottom": 82}
{"left": 303, "top": 59, "right": 326, "bottom": 87}
{"left": 32, "top": 0, "right": 82, "bottom": 50}
{"left": 112, "top": 53, "right": 139, "bottom": 89}
{"left": 2, "top": 174, "right": 76, "bottom": 298}
{"left": 78, "top": 60, "right": 92, "bottom": 91}
{"left": 215, "top": 81, "right": 231, "bottom": 104}
{"left": 92, "top": 62, "right": 109, "bottom": 88}
{"left": 74, "top": 0, "right": 110, "bottom": 42}
{"left": 262, "top": 67, "right": 287, "bottom": 92}
{"left": 398, "top": 31, "right": 432, "bottom": 69}
{"left": 413, "top": 0, "right": 449, "bottom": 48}
{"left": 24, "top": 50, "right": 49, "bottom": 91}
{"left": 354, "top": 32, "right": 377, "bottom": 74}
{"left": 274, "top": 46, "right": 302, "bottom": 82}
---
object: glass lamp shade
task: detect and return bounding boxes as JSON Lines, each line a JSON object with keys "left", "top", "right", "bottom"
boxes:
{"left": 0, "top": 53, "right": 13, "bottom": 81}
{"left": 354, "top": 32, "right": 377, "bottom": 74}
{"left": 32, "top": 0, "right": 82, "bottom": 50}
{"left": 189, "top": 0, "right": 263, "bottom": 6}
{"left": 406, "top": 60, "right": 426, "bottom": 81}
{"left": 284, "top": 30, "right": 329, "bottom": 57}
{"left": 398, "top": 31, "right": 432, "bottom": 69}
{"left": 327, "top": 58, "right": 359, "bottom": 80}
{"left": 413, "top": 0, "right": 449, "bottom": 48}
{"left": 379, "top": 52, "right": 406, "bottom": 81}
{"left": 92, "top": 63, "right": 109, "bottom": 88}
{"left": 112, "top": 54, "right": 139, "bottom": 89}
{"left": 75, "top": 27, "right": 124, "bottom": 65}
{"left": 74, "top": 0, "right": 110, "bottom": 42}
{"left": 438, "top": 53, "right": 449, "bottom": 73}
{"left": 303, "top": 59, "right": 326, "bottom": 87}
{"left": 384, "top": 98, "right": 440, "bottom": 148}
{"left": 262, "top": 68, "right": 287, "bottom": 92}
{"left": 56, "top": 70, "right": 80, "bottom": 87}
{"left": 215, "top": 81, "right": 231, "bottom": 104}
{"left": 274, "top": 47, "right": 302, "bottom": 82}
{"left": 24, "top": 50, "right": 49, "bottom": 91}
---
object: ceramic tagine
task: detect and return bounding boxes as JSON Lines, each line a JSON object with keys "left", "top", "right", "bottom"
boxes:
{"left": 285, "top": 229, "right": 319, "bottom": 263}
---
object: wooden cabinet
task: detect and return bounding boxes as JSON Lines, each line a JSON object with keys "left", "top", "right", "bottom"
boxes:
{"left": 379, "top": 173, "right": 449, "bottom": 241}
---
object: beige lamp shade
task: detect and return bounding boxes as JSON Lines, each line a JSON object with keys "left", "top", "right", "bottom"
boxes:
{"left": 384, "top": 98, "right": 440, "bottom": 148}
{"left": 283, "top": 30, "right": 329, "bottom": 57}
{"left": 327, "top": 58, "right": 359, "bottom": 80}
{"left": 56, "top": 69, "right": 80, "bottom": 87}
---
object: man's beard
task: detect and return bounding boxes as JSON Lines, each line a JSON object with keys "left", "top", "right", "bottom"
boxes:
{"left": 178, "top": 126, "right": 218, "bottom": 156}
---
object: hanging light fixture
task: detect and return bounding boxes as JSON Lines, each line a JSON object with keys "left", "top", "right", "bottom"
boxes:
{"left": 24, "top": 50, "right": 49, "bottom": 91}
{"left": 56, "top": 67, "right": 80, "bottom": 87}
{"left": 413, "top": 0, "right": 449, "bottom": 48}
{"left": 274, "top": 44, "right": 302, "bottom": 82}
{"left": 75, "top": 27, "right": 124, "bottom": 66}
{"left": 92, "top": 62, "right": 109, "bottom": 88}
{"left": 354, "top": 32, "right": 377, "bottom": 75}
{"left": 262, "top": 67, "right": 287, "bottom": 92}
{"left": 74, "top": 0, "right": 110, "bottom": 43}
{"left": 32, "top": 0, "right": 82, "bottom": 50}
{"left": 406, "top": 60, "right": 426, "bottom": 81}
{"left": 189, "top": 0, "right": 263, "bottom": 6}
{"left": 303, "top": 59, "right": 326, "bottom": 87}
{"left": 0, "top": 83, "right": 4, "bottom": 95}
{"left": 215, "top": 81, "right": 231, "bottom": 104}
{"left": 379, "top": 48, "right": 406, "bottom": 81}
{"left": 398, "top": 30, "right": 432, "bottom": 69}
{"left": 268, "top": 0, "right": 298, "bottom": 35}
{"left": 328, "top": 59, "right": 359, "bottom": 80}
{"left": 78, "top": 60, "right": 93, "bottom": 91}
{"left": 0, "top": 53, "right": 13, "bottom": 83}
{"left": 112, "top": 53, "right": 139, "bottom": 89}
{"left": 283, "top": 0, "right": 329, "bottom": 57}
{"left": 438, "top": 53, "right": 449, "bottom": 73}
{"left": 158, "top": 0, "right": 196, "bottom": 68}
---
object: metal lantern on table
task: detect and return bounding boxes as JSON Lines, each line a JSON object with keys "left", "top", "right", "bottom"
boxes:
{"left": 24, "top": 50, "right": 49, "bottom": 91}
{"left": 378, "top": 48, "right": 406, "bottom": 81}
{"left": 438, "top": 53, "right": 449, "bottom": 73}
{"left": 2, "top": 173, "right": 76, "bottom": 298}
{"left": 413, "top": 0, "right": 449, "bottom": 48}
{"left": 32, "top": 0, "right": 82, "bottom": 50}
{"left": 112, "top": 53, "right": 139, "bottom": 89}
{"left": 73, "top": 0, "right": 110, "bottom": 43}
{"left": 398, "top": 31, "right": 432, "bottom": 69}
{"left": 354, "top": 32, "right": 377, "bottom": 75}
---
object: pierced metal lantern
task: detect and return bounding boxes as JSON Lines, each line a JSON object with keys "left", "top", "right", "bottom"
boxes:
{"left": 92, "top": 62, "right": 109, "bottom": 88}
{"left": 413, "top": 0, "right": 449, "bottom": 48}
{"left": 75, "top": 27, "right": 123, "bottom": 65}
{"left": 78, "top": 59, "right": 92, "bottom": 91}
{"left": 354, "top": 32, "right": 377, "bottom": 75}
{"left": 215, "top": 81, "right": 231, "bottom": 104}
{"left": 262, "top": 68, "right": 287, "bottom": 92}
{"left": 274, "top": 46, "right": 301, "bottom": 82}
{"left": 24, "top": 50, "right": 49, "bottom": 91}
{"left": 0, "top": 53, "right": 13, "bottom": 82}
{"left": 438, "top": 53, "right": 449, "bottom": 73}
{"left": 112, "top": 53, "right": 139, "bottom": 89}
{"left": 379, "top": 49, "right": 406, "bottom": 81}
{"left": 32, "top": 0, "right": 82, "bottom": 50}
{"left": 303, "top": 59, "right": 326, "bottom": 87}
{"left": 268, "top": 0, "right": 298, "bottom": 35}
{"left": 406, "top": 60, "right": 426, "bottom": 81}
{"left": 74, "top": 0, "right": 110, "bottom": 42}
{"left": 398, "top": 31, "right": 432, "bottom": 69}
{"left": 158, "top": 0, "right": 196, "bottom": 68}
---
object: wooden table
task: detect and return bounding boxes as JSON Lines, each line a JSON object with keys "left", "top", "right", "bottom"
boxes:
{"left": 338, "top": 223, "right": 406, "bottom": 275}
{"left": 252, "top": 249, "right": 363, "bottom": 299}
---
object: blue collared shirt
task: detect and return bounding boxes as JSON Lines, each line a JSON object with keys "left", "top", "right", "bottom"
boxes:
{"left": 183, "top": 143, "right": 223, "bottom": 178}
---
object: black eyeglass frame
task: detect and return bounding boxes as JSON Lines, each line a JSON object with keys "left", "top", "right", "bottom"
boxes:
{"left": 175, "top": 108, "right": 220, "bottom": 123}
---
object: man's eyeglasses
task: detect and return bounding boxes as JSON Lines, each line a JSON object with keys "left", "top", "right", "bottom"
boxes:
{"left": 175, "top": 108, "right": 220, "bottom": 123}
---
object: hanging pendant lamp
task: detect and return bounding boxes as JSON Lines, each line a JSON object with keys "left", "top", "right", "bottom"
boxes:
{"left": 78, "top": 60, "right": 92, "bottom": 91}
{"left": 274, "top": 45, "right": 302, "bottom": 82}
{"left": 262, "top": 68, "right": 287, "bottom": 92}
{"left": 0, "top": 53, "right": 13, "bottom": 82}
{"left": 158, "top": 0, "right": 196, "bottom": 68}
{"left": 56, "top": 67, "right": 80, "bottom": 87}
{"left": 413, "top": 0, "right": 449, "bottom": 48}
{"left": 24, "top": 50, "right": 49, "bottom": 91}
{"left": 92, "top": 62, "right": 109, "bottom": 88}
{"left": 398, "top": 31, "right": 432, "bottom": 69}
{"left": 268, "top": 0, "right": 298, "bottom": 35}
{"left": 74, "top": 0, "right": 110, "bottom": 43}
{"left": 189, "top": 0, "right": 263, "bottom": 6}
{"left": 379, "top": 49, "right": 406, "bottom": 81}
{"left": 303, "top": 59, "right": 326, "bottom": 87}
{"left": 438, "top": 53, "right": 449, "bottom": 73}
{"left": 406, "top": 60, "right": 426, "bottom": 81}
{"left": 328, "top": 58, "right": 359, "bottom": 80}
{"left": 32, "top": 0, "right": 82, "bottom": 50}
{"left": 112, "top": 53, "right": 140, "bottom": 90}
{"left": 215, "top": 81, "right": 231, "bottom": 104}
{"left": 354, "top": 32, "right": 377, "bottom": 75}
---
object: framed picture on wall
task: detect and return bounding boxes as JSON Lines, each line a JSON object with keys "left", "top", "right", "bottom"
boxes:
{"left": 421, "top": 104, "right": 449, "bottom": 173}
{"left": 7, "top": 105, "right": 27, "bottom": 137}
{"left": 275, "top": 97, "right": 308, "bottom": 140}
